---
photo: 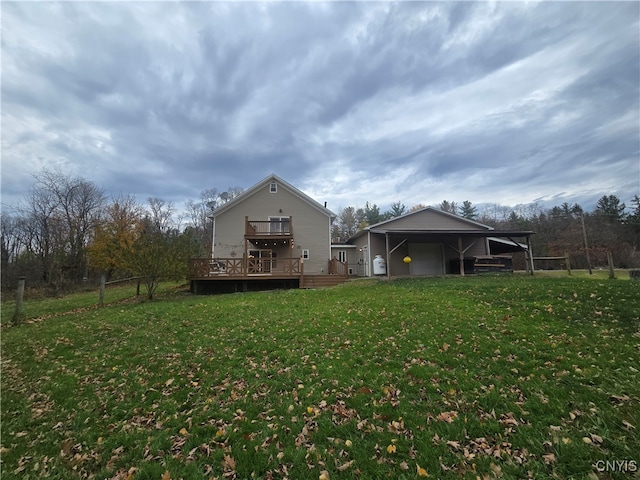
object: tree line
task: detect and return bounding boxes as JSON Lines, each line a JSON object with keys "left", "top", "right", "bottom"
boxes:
{"left": 2, "top": 169, "right": 639, "bottom": 298}
{"left": 1, "top": 169, "right": 241, "bottom": 299}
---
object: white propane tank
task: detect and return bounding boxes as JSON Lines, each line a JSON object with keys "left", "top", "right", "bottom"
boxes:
{"left": 373, "top": 255, "right": 386, "bottom": 275}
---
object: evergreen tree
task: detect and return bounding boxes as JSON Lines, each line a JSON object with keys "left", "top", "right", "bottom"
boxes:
{"left": 458, "top": 200, "right": 478, "bottom": 220}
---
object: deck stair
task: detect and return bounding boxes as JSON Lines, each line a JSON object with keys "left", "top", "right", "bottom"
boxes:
{"left": 301, "top": 275, "right": 349, "bottom": 288}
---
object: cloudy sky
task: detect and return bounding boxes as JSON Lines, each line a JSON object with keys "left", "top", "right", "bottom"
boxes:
{"left": 2, "top": 1, "right": 639, "bottom": 215}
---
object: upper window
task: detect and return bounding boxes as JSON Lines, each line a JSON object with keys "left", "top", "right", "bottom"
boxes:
{"left": 270, "top": 182, "right": 277, "bottom": 193}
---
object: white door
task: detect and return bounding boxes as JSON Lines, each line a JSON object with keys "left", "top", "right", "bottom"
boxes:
{"left": 408, "top": 243, "right": 444, "bottom": 275}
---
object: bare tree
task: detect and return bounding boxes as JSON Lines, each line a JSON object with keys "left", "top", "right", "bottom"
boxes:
{"left": 332, "top": 206, "right": 365, "bottom": 242}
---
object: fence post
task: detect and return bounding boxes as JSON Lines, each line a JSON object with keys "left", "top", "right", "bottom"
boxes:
{"left": 607, "top": 251, "right": 615, "bottom": 279}
{"left": 565, "top": 251, "right": 571, "bottom": 276}
{"left": 99, "top": 274, "right": 106, "bottom": 306}
{"left": 12, "top": 277, "right": 26, "bottom": 325}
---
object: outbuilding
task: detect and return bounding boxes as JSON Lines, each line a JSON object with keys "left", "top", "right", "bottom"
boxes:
{"left": 346, "top": 207, "right": 534, "bottom": 277}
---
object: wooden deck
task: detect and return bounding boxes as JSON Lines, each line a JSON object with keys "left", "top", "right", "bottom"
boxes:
{"left": 188, "top": 257, "right": 349, "bottom": 293}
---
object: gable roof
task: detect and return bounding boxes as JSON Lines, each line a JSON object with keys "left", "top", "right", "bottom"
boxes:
{"left": 348, "top": 206, "right": 534, "bottom": 241}
{"left": 367, "top": 206, "right": 493, "bottom": 232}
{"left": 210, "top": 174, "right": 336, "bottom": 219}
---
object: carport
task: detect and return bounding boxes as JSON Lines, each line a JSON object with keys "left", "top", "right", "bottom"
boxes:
{"left": 373, "top": 228, "right": 535, "bottom": 277}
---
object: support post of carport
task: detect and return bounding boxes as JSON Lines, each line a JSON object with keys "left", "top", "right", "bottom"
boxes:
{"left": 526, "top": 236, "right": 535, "bottom": 275}
{"left": 385, "top": 233, "right": 391, "bottom": 279}
{"left": 458, "top": 237, "right": 465, "bottom": 276}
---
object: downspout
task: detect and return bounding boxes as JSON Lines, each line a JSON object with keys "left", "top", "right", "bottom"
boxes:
{"left": 367, "top": 231, "right": 372, "bottom": 277}
{"left": 328, "top": 216, "right": 332, "bottom": 266}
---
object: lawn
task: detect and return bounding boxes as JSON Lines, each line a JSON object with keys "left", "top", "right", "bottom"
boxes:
{"left": 1, "top": 275, "right": 639, "bottom": 479}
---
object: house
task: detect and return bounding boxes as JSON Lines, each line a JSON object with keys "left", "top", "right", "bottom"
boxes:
{"left": 189, "top": 174, "right": 345, "bottom": 293}
{"left": 343, "top": 207, "right": 534, "bottom": 277}
{"left": 188, "top": 175, "right": 534, "bottom": 293}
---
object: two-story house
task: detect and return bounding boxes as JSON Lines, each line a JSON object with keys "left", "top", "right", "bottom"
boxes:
{"left": 189, "top": 174, "right": 344, "bottom": 293}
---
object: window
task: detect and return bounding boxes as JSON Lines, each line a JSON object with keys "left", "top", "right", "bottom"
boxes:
{"left": 269, "top": 216, "right": 290, "bottom": 234}
{"left": 270, "top": 182, "right": 277, "bottom": 193}
{"left": 337, "top": 250, "right": 347, "bottom": 263}
{"left": 302, "top": 249, "right": 310, "bottom": 260}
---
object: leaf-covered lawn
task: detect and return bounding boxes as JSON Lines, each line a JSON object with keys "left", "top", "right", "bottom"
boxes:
{"left": 1, "top": 276, "right": 639, "bottom": 479}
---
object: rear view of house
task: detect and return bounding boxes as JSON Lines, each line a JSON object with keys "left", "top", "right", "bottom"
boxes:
{"left": 189, "top": 174, "right": 345, "bottom": 293}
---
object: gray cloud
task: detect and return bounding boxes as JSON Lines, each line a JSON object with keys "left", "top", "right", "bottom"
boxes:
{"left": 2, "top": 1, "right": 638, "bottom": 215}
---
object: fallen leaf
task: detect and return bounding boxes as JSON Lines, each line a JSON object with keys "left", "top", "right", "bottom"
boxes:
{"left": 609, "top": 394, "right": 630, "bottom": 403}
{"left": 337, "top": 460, "right": 354, "bottom": 472}
{"left": 416, "top": 463, "right": 429, "bottom": 477}
{"left": 543, "top": 453, "right": 556, "bottom": 464}
{"left": 161, "top": 471, "right": 171, "bottom": 480}
{"left": 589, "top": 433, "right": 603, "bottom": 444}
{"left": 222, "top": 455, "right": 236, "bottom": 472}
{"left": 179, "top": 427, "right": 188, "bottom": 436}
{"left": 319, "top": 470, "right": 330, "bottom": 480}
{"left": 436, "top": 411, "right": 458, "bottom": 423}
{"left": 387, "top": 444, "right": 397, "bottom": 454}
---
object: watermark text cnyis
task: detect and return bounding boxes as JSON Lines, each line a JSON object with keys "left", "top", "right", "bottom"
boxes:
{"left": 594, "top": 459, "right": 637, "bottom": 473}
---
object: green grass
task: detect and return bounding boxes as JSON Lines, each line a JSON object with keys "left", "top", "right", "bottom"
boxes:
{"left": 1, "top": 275, "right": 639, "bottom": 479}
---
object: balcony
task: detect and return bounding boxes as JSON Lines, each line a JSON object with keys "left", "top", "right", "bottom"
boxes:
{"left": 245, "top": 216, "right": 293, "bottom": 241}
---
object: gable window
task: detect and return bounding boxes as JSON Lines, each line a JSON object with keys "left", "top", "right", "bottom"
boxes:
{"left": 270, "top": 182, "right": 277, "bottom": 193}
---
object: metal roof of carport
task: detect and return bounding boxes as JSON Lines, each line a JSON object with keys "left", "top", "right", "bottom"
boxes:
{"left": 368, "top": 228, "right": 534, "bottom": 237}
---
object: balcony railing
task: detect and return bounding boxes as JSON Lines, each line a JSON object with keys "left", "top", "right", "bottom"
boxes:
{"left": 245, "top": 216, "right": 292, "bottom": 237}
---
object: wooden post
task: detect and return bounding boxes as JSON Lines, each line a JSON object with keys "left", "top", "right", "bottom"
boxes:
{"left": 565, "top": 251, "right": 571, "bottom": 276}
{"left": 136, "top": 277, "right": 141, "bottom": 296}
{"left": 12, "top": 277, "right": 26, "bottom": 325}
{"left": 607, "top": 251, "right": 615, "bottom": 279}
{"left": 458, "top": 237, "right": 465, "bottom": 276}
{"left": 385, "top": 233, "right": 391, "bottom": 279}
{"left": 526, "top": 237, "right": 535, "bottom": 275}
{"left": 580, "top": 214, "right": 593, "bottom": 275}
{"left": 99, "top": 274, "right": 106, "bottom": 306}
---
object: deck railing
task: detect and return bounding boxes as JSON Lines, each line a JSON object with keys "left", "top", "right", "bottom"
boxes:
{"left": 189, "top": 257, "right": 302, "bottom": 279}
{"left": 328, "top": 258, "right": 349, "bottom": 276}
